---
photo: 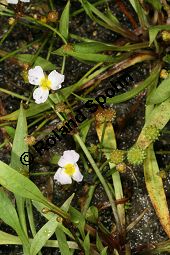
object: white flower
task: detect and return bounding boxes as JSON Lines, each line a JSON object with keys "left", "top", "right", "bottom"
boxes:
{"left": 7, "top": 0, "right": 30, "bottom": 4}
{"left": 28, "top": 66, "right": 64, "bottom": 104}
{"left": 54, "top": 150, "right": 83, "bottom": 185}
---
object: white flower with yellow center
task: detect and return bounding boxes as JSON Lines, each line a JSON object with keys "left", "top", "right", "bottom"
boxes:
{"left": 28, "top": 66, "right": 64, "bottom": 104}
{"left": 7, "top": 0, "right": 30, "bottom": 4}
{"left": 54, "top": 150, "right": 83, "bottom": 185}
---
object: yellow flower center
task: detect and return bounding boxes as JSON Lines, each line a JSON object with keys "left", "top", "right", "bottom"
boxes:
{"left": 40, "top": 76, "right": 51, "bottom": 90}
{"left": 64, "top": 163, "right": 76, "bottom": 176}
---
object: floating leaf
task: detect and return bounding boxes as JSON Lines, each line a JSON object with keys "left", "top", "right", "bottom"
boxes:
{"left": 144, "top": 145, "right": 170, "bottom": 237}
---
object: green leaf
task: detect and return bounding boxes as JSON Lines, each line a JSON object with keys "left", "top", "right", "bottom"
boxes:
{"left": 10, "top": 104, "right": 29, "bottom": 236}
{"left": 129, "top": 0, "right": 137, "bottom": 12}
{"left": 144, "top": 145, "right": 170, "bottom": 237}
{"left": 96, "top": 234, "right": 104, "bottom": 252}
{"left": 163, "top": 54, "right": 170, "bottom": 63}
{"left": 73, "top": 63, "right": 161, "bottom": 105}
{"left": 101, "top": 247, "right": 108, "bottom": 255}
{"left": 144, "top": 0, "right": 162, "bottom": 10}
{"left": 147, "top": 76, "right": 170, "bottom": 104}
{"left": 0, "top": 231, "right": 22, "bottom": 245}
{"left": 30, "top": 216, "right": 59, "bottom": 255}
{"left": 55, "top": 224, "right": 72, "bottom": 255}
{"left": 3, "top": 126, "right": 15, "bottom": 139}
{"left": 33, "top": 199, "right": 74, "bottom": 239}
{"left": 53, "top": 46, "right": 125, "bottom": 63}
{"left": 149, "top": 25, "right": 170, "bottom": 46}
{"left": 59, "top": 0, "right": 70, "bottom": 40}
{"left": 10, "top": 103, "right": 28, "bottom": 174}
{"left": 61, "top": 193, "right": 74, "bottom": 212}
{"left": 70, "top": 206, "right": 85, "bottom": 238}
{"left": 0, "top": 189, "right": 30, "bottom": 254}
{"left": 16, "top": 54, "right": 56, "bottom": 71}
{"left": 0, "top": 160, "right": 47, "bottom": 203}
{"left": 86, "top": 206, "right": 98, "bottom": 223}
{"left": 83, "top": 232, "right": 90, "bottom": 255}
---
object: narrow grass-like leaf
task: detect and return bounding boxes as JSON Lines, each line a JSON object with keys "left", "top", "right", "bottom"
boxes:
{"left": 144, "top": 145, "right": 170, "bottom": 237}
{"left": 10, "top": 104, "right": 28, "bottom": 236}
{"left": 145, "top": 0, "right": 162, "bottom": 10}
{"left": 30, "top": 216, "right": 59, "bottom": 255}
{"left": 10, "top": 103, "right": 28, "bottom": 173}
{"left": 95, "top": 121, "right": 125, "bottom": 229}
{"left": 59, "top": 0, "right": 70, "bottom": 40}
{"left": 0, "top": 231, "right": 78, "bottom": 249}
{"left": 83, "top": 232, "right": 90, "bottom": 255}
{"left": 0, "top": 160, "right": 47, "bottom": 202}
{"left": 0, "top": 189, "right": 30, "bottom": 254}
{"left": 0, "top": 161, "right": 68, "bottom": 219}
{"left": 16, "top": 54, "right": 56, "bottom": 71}
{"left": 55, "top": 224, "right": 72, "bottom": 255}
{"left": 147, "top": 76, "right": 170, "bottom": 104}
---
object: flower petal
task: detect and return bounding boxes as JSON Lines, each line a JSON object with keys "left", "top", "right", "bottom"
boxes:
{"left": 72, "top": 164, "right": 83, "bottom": 183}
{"left": 54, "top": 168, "right": 72, "bottom": 185}
{"left": 58, "top": 150, "right": 80, "bottom": 167}
{"left": 28, "top": 66, "right": 44, "bottom": 85}
{"left": 33, "top": 87, "right": 49, "bottom": 104}
{"left": 7, "top": 0, "right": 18, "bottom": 3}
{"left": 21, "top": 0, "right": 30, "bottom": 2}
{"left": 48, "top": 70, "right": 65, "bottom": 90}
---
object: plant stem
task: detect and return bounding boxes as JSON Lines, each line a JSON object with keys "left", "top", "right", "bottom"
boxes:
{"left": 74, "top": 133, "right": 122, "bottom": 233}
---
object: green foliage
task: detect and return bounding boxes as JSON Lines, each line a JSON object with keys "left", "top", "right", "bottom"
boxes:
{"left": 59, "top": 0, "right": 70, "bottom": 40}
{"left": 16, "top": 54, "right": 56, "bottom": 71}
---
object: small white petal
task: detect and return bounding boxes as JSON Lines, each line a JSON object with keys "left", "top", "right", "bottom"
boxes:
{"left": 21, "top": 0, "right": 30, "bottom": 2}
{"left": 72, "top": 164, "right": 83, "bottom": 183}
{"left": 58, "top": 150, "right": 80, "bottom": 167}
{"left": 7, "top": 0, "right": 18, "bottom": 3}
{"left": 33, "top": 87, "right": 49, "bottom": 104}
{"left": 28, "top": 66, "right": 44, "bottom": 85}
{"left": 48, "top": 70, "right": 65, "bottom": 90}
{"left": 54, "top": 168, "right": 72, "bottom": 185}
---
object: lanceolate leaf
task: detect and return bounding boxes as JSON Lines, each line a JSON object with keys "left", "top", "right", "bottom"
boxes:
{"left": 147, "top": 76, "right": 170, "bottom": 104}
{"left": 10, "top": 104, "right": 28, "bottom": 236}
{"left": 144, "top": 145, "right": 170, "bottom": 237}
{"left": 55, "top": 224, "right": 72, "bottom": 255}
{"left": 59, "top": 0, "right": 70, "bottom": 40}
{"left": 0, "top": 189, "right": 30, "bottom": 254}
{"left": 10, "top": 103, "right": 28, "bottom": 174}
{"left": 30, "top": 216, "right": 59, "bottom": 255}
{"left": 0, "top": 160, "right": 47, "bottom": 202}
